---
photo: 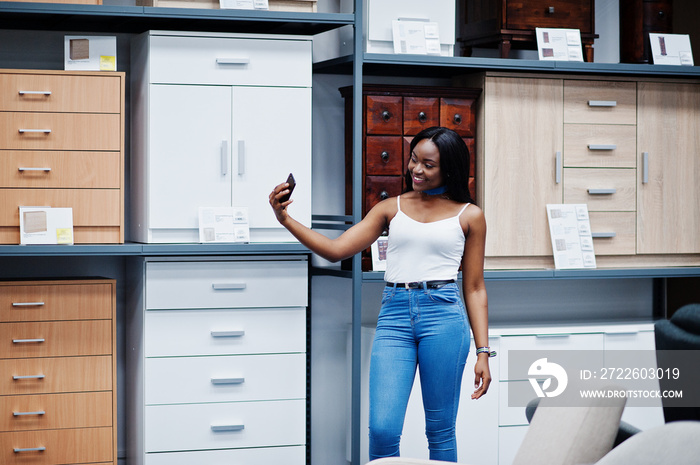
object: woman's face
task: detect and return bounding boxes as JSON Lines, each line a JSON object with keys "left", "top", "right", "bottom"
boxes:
{"left": 408, "top": 139, "right": 444, "bottom": 192}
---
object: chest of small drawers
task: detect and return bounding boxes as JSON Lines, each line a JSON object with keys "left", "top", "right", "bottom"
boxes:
{"left": 0, "top": 69, "right": 125, "bottom": 244}
{"left": 0, "top": 279, "right": 117, "bottom": 465}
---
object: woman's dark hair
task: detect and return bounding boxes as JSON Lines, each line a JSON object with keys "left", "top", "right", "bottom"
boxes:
{"left": 404, "top": 126, "right": 474, "bottom": 204}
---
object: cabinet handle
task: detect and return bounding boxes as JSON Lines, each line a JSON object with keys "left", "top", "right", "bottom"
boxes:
{"left": 13, "top": 374, "right": 45, "bottom": 380}
{"left": 642, "top": 152, "right": 649, "bottom": 184}
{"left": 381, "top": 110, "right": 391, "bottom": 122}
{"left": 13, "top": 410, "right": 45, "bottom": 416}
{"left": 12, "top": 338, "right": 45, "bottom": 344}
{"left": 588, "top": 144, "right": 617, "bottom": 151}
{"left": 592, "top": 232, "right": 617, "bottom": 238}
{"left": 216, "top": 58, "right": 250, "bottom": 65}
{"left": 536, "top": 334, "right": 570, "bottom": 338}
{"left": 555, "top": 151, "right": 562, "bottom": 184}
{"left": 211, "top": 330, "right": 245, "bottom": 338}
{"left": 380, "top": 151, "right": 390, "bottom": 162}
{"left": 18, "top": 90, "right": 52, "bottom": 96}
{"left": 237, "top": 140, "right": 245, "bottom": 175}
{"left": 212, "top": 283, "right": 246, "bottom": 291}
{"left": 18, "top": 167, "right": 51, "bottom": 172}
{"left": 211, "top": 377, "right": 245, "bottom": 385}
{"left": 379, "top": 190, "right": 389, "bottom": 201}
{"left": 211, "top": 424, "right": 245, "bottom": 432}
{"left": 12, "top": 302, "right": 45, "bottom": 307}
{"left": 418, "top": 111, "right": 427, "bottom": 123}
{"left": 14, "top": 447, "right": 46, "bottom": 453}
{"left": 588, "top": 100, "right": 617, "bottom": 107}
{"left": 221, "top": 140, "right": 228, "bottom": 176}
{"left": 453, "top": 113, "right": 462, "bottom": 124}
{"left": 605, "top": 330, "right": 637, "bottom": 335}
{"left": 18, "top": 129, "right": 51, "bottom": 134}
{"left": 547, "top": 6, "right": 555, "bottom": 13}
{"left": 588, "top": 188, "right": 617, "bottom": 195}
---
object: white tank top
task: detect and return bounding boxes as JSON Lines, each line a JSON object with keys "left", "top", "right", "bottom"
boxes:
{"left": 384, "top": 195, "right": 469, "bottom": 283}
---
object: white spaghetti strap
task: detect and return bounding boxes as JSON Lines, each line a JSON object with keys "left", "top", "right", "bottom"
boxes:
{"left": 457, "top": 202, "right": 470, "bottom": 217}
{"left": 396, "top": 195, "right": 402, "bottom": 212}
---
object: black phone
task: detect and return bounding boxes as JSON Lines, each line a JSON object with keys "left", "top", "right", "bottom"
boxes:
{"left": 279, "top": 173, "right": 296, "bottom": 204}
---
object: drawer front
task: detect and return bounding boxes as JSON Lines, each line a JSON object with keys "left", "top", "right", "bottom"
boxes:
{"left": 365, "top": 136, "right": 404, "bottom": 175}
{"left": 365, "top": 175, "right": 403, "bottom": 214}
{"left": 506, "top": 0, "right": 592, "bottom": 31}
{"left": 403, "top": 97, "right": 439, "bottom": 135}
{"left": 0, "top": 188, "right": 121, "bottom": 226}
{"left": 145, "top": 445, "right": 305, "bottom": 465}
{"left": 0, "top": 320, "right": 112, "bottom": 358}
{"left": 564, "top": 124, "right": 636, "bottom": 168}
{"left": 0, "top": 113, "right": 121, "bottom": 151}
{"left": 0, "top": 72, "right": 121, "bottom": 113}
{"left": 148, "top": 35, "right": 311, "bottom": 87}
{"left": 563, "top": 168, "right": 636, "bottom": 211}
{"left": 0, "top": 356, "right": 112, "bottom": 395}
{"left": 0, "top": 151, "right": 121, "bottom": 188}
{"left": 564, "top": 81, "right": 637, "bottom": 125}
{"left": 0, "top": 282, "right": 113, "bottom": 323}
{"left": 589, "top": 211, "right": 636, "bottom": 255}
{"left": 145, "top": 308, "right": 306, "bottom": 357}
{"left": 145, "top": 260, "right": 308, "bottom": 310}
{"left": 145, "top": 399, "right": 305, "bottom": 452}
{"left": 145, "top": 353, "right": 306, "bottom": 405}
{"left": 440, "top": 98, "right": 476, "bottom": 137}
{"left": 366, "top": 95, "right": 403, "bottom": 135}
{"left": 0, "top": 427, "right": 112, "bottom": 464}
{"left": 0, "top": 391, "right": 112, "bottom": 432}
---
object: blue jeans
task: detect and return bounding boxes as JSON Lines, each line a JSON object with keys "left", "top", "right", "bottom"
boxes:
{"left": 369, "top": 283, "right": 470, "bottom": 462}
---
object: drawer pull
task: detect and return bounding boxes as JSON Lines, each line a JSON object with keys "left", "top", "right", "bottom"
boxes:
{"left": 13, "top": 374, "right": 45, "bottom": 380}
{"left": 19, "top": 90, "right": 52, "bottom": 96}
{"left": 547, "top": 6, "right": 555, "bottom": 14}
{"left": 13, "top": 410, "right": 46, "bottom": 416}
{"left": 555, "top": 151, "right": 562, "bottom": 184}
{"left": 592, "top": 232, "right": 617, "bottom": 238}
{"left": 380, "top": 190, "right": 389, "bottom": 201}
{"left": 221, "top": 140, "right": 228, "bottom": 176}
{"left": 211, "top": 330, "right": 245, "bottom": 338}
{"left": 588, "top": 188, "right": 617, "bottom": 195}
{"left": 211, "top": 424, "right": 245, "bottom": 432}
{"left": 12, "top": 302, "right": 45, "bottom": 307}
{"left": 381, "top": 110, "right": 391, "bottom": 122}
{"left": 12, "top": 338, "right": 45, "bottom": 344}
{"left": 453, "top": 113, "right": 462, "bottom": 124}
{"left": 211, "top": 377, "right": 245, "bottom": 385}
{"left": 588, "top": 144, "right": 617, "bottom": 151}
{"left": 237, "top": 140, "right": 246, "bottom": 175}
{"left": 18, "top": 129, "right": 51, "bottom": 134}
{"left": 418, "top": 111, "right": 427, "bottom": 123}
{"left": 212, "top": 283, "right": 246, "bottom": 291}
{"left": 380, "top": 151, "right": 390, "bottom": 162}
{"left": 216, "top": 58, "right": 250, "bottom": 65}
{"left": 535, "top": 334, "right": 570, "bottom": 338}
{"left": 642, "top": 152, "right": 649, "bottom": 184}
{"left": 605, "top": 330, "right": 637, "bottom": 336}
{"left": 18, "top": 167, "right": 52, "bottom": 172}
{"left": 588, "top": 100, "right": 617, "bottom": 107}
{"left": 14, "top": 447, "right": 46, "bottom": 453}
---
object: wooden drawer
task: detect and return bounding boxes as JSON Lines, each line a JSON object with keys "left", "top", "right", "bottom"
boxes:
{"left": 0, "top": 427, "right": 112, "bottom": 464}
{"left": 145, "top": 445, "right": 305, "bottom": 465}
{"left": 563, "top": 168, "right": 636, "bottom": 211}
{"left": 403, "top": 97, "right": 439, "bottom": 135}
{"left": 589, "top": 211, "right": 636, "bottom": 256}
{"left": 366, "top": 95, "right": 402, "bottom": 135}
{"left": 144, "top": 399, "right": 305, "bottom": 452}
{"left": 144, "top": 308, "right": 305, "bottom": 357}
{"left": 0, "top": 391, "right": 112, "bottom": 432}
{"left": 0, "top": 72, "right": 121, "bottom": 114}
{"left": 0, "top": 282, "right": 113, "bottom": 323}
{"left": 506, "top": 0, "right": 593, "bottom": 31}
{"left": 0, "top": 320, "right": 112, "bottom": 358}
{"left": 0, "top": 356, "right": 112, "bottom": 395}
{"left": 147, "top": 34, "right": 311, "bottom": 87}
{"left": 0, "top": 151, "right": 120, "bottom": 188}
{"left": 0, "top": 113, "right": 120, "bottom": 151}
{"left": 145, "top": 260, "right": 307, "bottom": 310}
{"left": 365, "top": 175, "right": 403, "bottom": 214}
{"left": 365, "top": 136, "right": 404, "bottom": 175}
{"left": 564, "top": 124, "right": 636, "bottom": 168}
{"left": 145, "top": 353, "right": 306, "bottom": 405}
{"left": 440, "top": 98, "right": 476, "bottom": 137}
{"left": 563, "top": 81, "right": 637, "bottom": 125}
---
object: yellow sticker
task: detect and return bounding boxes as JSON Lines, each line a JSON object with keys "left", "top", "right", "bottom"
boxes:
{"left": 100, "top": 55, "right": 116, "bottom": 71}
{"left": 56, "top": 228, "right": 74, "bottom": 244}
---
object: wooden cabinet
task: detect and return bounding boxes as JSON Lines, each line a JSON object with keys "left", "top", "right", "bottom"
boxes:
{"left": 0, "top": 70, "right": 125, "bottom": 244}
{"left": 130, "top": 31, "right": 312, "bottom": 244}
{"left": 127, "top": 257, "right": 308, "bottom": 465}
{"left": 0, "top": 279, "right": 117, "bottom": 465}
{"left": 458, "top": 0, "right": 598, "bottom": 61}
{"left": 619, "top": 0, "right": 673, "bottom": 64}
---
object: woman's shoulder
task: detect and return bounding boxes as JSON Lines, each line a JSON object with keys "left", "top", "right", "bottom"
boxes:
{"left": 459, "top": 202, "right": 486, "bottom": 233}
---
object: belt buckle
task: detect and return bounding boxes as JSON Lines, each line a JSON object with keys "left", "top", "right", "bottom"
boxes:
{"left": 407, "top": 282, "right": 421, "bottom": 289}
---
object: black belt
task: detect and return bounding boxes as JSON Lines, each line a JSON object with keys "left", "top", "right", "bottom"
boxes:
{"left": 386, "top": 280, "right": 455, "bottom": 289}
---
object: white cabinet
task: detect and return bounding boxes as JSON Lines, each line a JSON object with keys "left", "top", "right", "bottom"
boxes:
{"left": 130, "top": 31, "right": 312, "bottom": 243}
{"left": 127, "top": 256, "right": 308, "bottom": 465}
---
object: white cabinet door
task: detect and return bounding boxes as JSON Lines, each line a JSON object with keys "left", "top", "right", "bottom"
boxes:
{"left": 149, "top": 84, "right": 232, "bottom": 230}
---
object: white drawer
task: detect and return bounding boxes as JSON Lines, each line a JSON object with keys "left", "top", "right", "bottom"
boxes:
{"left": 145, "top": 353, "right": 306, "bottom": 405}
{"left": 145, "top": 399, "right": 305, "bottom": 452}
{"left": 145, "top": 308, "right": 306, "bottom": 357}
{"left": 148, "top": 34, "right": 311, "bottom": 87}
{"left": 145, "top": 445, "right": 305, "bottom": 465}
{"left": 146, "top": 260, "right": 308, "bottom": 310}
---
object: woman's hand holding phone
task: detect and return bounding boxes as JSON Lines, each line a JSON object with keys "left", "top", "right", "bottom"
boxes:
{"left": 269, "top": 173, "right": 296, "bottom": 224}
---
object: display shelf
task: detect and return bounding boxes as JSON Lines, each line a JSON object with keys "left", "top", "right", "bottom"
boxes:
{"left": 0, "top": 2, "right": 353, "bottom": 34}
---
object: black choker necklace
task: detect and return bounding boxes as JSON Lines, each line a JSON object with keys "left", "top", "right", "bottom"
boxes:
{"left": 423, "top": 185, "right": 448, "bottom": 195}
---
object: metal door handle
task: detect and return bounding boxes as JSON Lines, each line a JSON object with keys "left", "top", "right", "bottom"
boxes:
{"left": 642, "top": 152, "right": 649, "bottom": 184}
{"left": 13, "top": 374, "right": 45, "bottom": 380}
{"left": 588, "top": 144, "right": 617, "bottom": 151}
{"left": 211, "top": 377, "right": 245, "bottom": 385}
{"left": 216, "top": 58, "right": 250, "bottom": 65}
{"left": 212, "top": 283, "right": 246, "bottom": 291}
{"left": 12, "top": 302, "right": 45, "bottom": 307}
{"left": 14, "top": 447, "right": 46, "bottom": 453}
{"left": 588, "top": 188, "right": 617, "bottom": 195}
{"left": 588, "top": 100, "right": 617, "bottom": 107}
{"left": 211, "top": 424, "right": 245, "bottom": 432}
{"left": 13, "top": 410, "right": 46, "bottom": 416}
{"left": 211, "top": 330, "right": 245, "bottom": 338}
{"left": 592, "top": 232, "right": 617, "bottom": 238}
{"left": 19, "top": 90, "right": 52, "bottom": 96}
{"left": 555, "top": 151, "right": 562, "bottom": 184}
{"left": 237, "top": 140, "right": 245, "bottom": 175}
{"left": 221, "top": 140, "right": 228, "bottom": 176}
{"left": 12, "top": 338, "right": 45, "bottom": 344}
{"left": 18, "top": 129, "right": 51, "bottom": 134}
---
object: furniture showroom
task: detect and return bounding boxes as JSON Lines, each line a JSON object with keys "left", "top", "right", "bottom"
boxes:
{"left": 0, "top": 0, "right": 699, "bottom": 464}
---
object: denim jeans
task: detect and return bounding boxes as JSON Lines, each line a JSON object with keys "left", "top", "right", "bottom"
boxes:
{"left": 369, "top": 283, "right": 470, "bottom": 462}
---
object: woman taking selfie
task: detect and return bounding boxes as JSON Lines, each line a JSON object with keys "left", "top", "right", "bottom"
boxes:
{"left": 269, "top": 126, "right": 492, "bottom": 462}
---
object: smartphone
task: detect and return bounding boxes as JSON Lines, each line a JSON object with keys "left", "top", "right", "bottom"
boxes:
{"left": 279, "top": 173, "right": 296, "bottom": 204}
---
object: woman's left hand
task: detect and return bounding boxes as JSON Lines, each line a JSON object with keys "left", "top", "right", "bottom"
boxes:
{"left": 471, "top": 355, "right": 492, "bottom": 399}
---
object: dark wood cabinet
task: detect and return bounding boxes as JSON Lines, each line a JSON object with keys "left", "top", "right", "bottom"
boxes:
{"left": 619, "top": 0, "right": 673, "bottom": 63}
{"left": 458, "top": 0, "right": 598, "bottom": 61}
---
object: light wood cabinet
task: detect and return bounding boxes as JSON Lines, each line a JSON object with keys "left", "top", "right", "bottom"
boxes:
{"left": 0, "top": 70, "right": 125, "bottom": 244}
{"left": 0, "top": 279, "right": 117, "bottom": 465}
